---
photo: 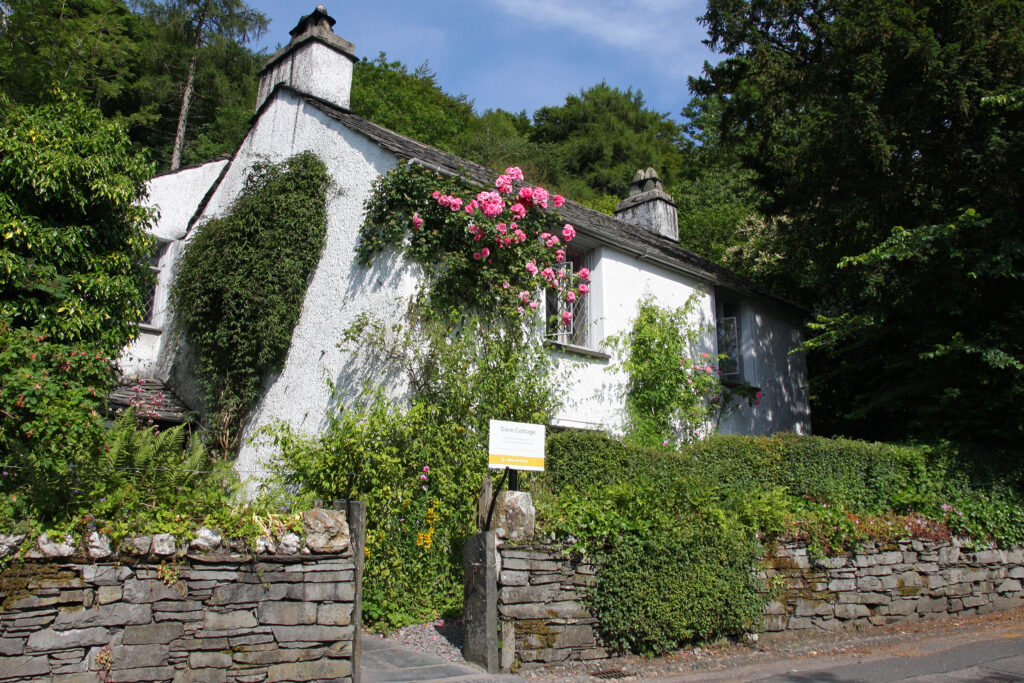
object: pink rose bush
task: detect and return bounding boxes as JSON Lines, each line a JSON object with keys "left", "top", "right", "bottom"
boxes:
{"left": 363, "top": 165, "right": 589, "bottom": 324}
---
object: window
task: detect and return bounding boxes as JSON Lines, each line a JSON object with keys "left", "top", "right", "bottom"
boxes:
{"left": 545, "top": 246, "right": 592, "bottom": 349}
{"left": 142, "top": 241, "right": 170, "bottom": 328}
{"left": 716, "top": 298, "right": 742, "bottom": 382}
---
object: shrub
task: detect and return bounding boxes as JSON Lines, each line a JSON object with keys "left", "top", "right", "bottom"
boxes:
{"left": 171, "top": 152, "right": 330, "bottom": 455}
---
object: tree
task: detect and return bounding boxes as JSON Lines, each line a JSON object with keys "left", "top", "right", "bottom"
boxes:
{"left": 143, "top": 0, "right": 266, "bottom": 170}
{"left": 530, "top": 83, "right": 687, "bottom": 201}
{"left": 0, "top": 93, "right": 155, "bottom": 519}
{"left": 0, "top": 0, "right": 148, "bottom": 118}
{"left": 350, "top": 53, "right": 475, "bottom": 154}
{"left": 694, "top": 0, "right": 1024, "bottom": 444}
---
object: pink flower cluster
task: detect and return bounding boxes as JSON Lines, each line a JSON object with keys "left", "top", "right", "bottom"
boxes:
{"left": 425, "top": 166, "right": 590, "bottom": 324}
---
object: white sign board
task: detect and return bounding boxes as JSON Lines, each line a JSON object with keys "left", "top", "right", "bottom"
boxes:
{"left": 488, "top": 419, "right": 545, "bottom": 471}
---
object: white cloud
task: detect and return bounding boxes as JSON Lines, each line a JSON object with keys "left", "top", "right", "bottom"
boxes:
{"left": 486, "top": 0, "right": 708, "bottom": 60}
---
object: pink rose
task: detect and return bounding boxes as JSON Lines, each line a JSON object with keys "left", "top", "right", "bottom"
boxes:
{"left": 432, "top": 190, "right": 440, "bottom": 199}
{"left": 755, "top": 391, "right": 764, "bottom": 399}
{"left": 553, "top": 195, "right": 565, "bottom": 208}
{"left": 578, "top": 283, "right": 589, "bottom": 294}
{"left": 578, "top": 267, "right": 590, "bottom": 282}
{"left": 502, "top": 281, "right": 510, "bottom": 289}
{"left": 555, "top": 249, "right": 566, "bottom": 262}
{"left": 517, "top": 187, "right": 534, "bottom": 207}
{"left": 566, "top": 291, "right": 577, "bottom": 303}
{"left": 561, "top": 311, "right": 572, "bottom": 325}
{"left": 505, "top": 166, "right": 524, "bottom": 181}
{"left": 480, "top": 247, "right": 490, "bottom": 259}
{"left": 519, "top": 290, "right": 531, "bottom": 302}
{"left": 562, "top": 224, "right": 576, "bottom": 241}
{"left": 412, "top": 213, "right": 423, "bottom": 229}
{"left": 510, "top": 203, "right": 526, "bottom": 219}
{"left": 532, "top": 187, "right": 549, "bottom": 208}
{"left": 420, "top": 473, "right": 428, "bottom": 481}
{"left": 529, "top": 301, "right": 538, "bottom": 310}
{"left": 473, "top": 251, "right": 482, "bottom": 260}
{"left": 525, "top": 262, "right": 538, "bottom": 275}
{"left": 423, "top": 465, "right": 430, "bottom": 473}
{"left": 495, "top": 174, "right": 513, "bottom": 194}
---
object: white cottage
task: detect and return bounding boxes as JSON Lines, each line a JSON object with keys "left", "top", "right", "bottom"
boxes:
{"left": 118, "top": 6, "right": 811, "bottom": 474}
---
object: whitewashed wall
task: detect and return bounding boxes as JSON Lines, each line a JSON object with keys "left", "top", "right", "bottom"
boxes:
{"left": 119, "top": 159, "right": 228, "bottom": 378}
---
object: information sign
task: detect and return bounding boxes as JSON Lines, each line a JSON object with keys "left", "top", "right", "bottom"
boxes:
{"left": 488, "top": 419, "right": 545, "bottom": 471}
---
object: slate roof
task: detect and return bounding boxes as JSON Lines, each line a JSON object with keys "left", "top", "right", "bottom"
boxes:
{"left": 192, "top": 83, "right": 806, "bottom": 318}
{"left": 108, "top": 377, "right": 191, "bottom": 425}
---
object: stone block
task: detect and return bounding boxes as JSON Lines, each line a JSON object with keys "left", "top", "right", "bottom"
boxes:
{"left": 997, "top": 579, "right": 1023, "bottom": 593}
{"left": 189, "top": 528, "right": 223, "bottom": 553}
{"left": 857, "top": 576, "right": 884, "bottom": 592}
{"left": 271, "top": 625, "right": 354, "bottom": 644}
{"left": 786, "top": 616, "right": 814, "bottom": 630}
{"left": 828, "top": 579, "right": 856, "bottom": 592}
{"left": 937, "top": 546, "right": 960, "bottom": 564}
{"left": 762, "top": 600, "right": 787, "bottom": 615}
{"left": 863, "top": 566, "right": 895, "bottom": 576}
{"left": 0, "top": 637, "right": 26, "bottom": 656}
{"left": 833, "top": 604, "right": 870, "bottom": 619}
{"left": 80, "top": 565, "right": 132, "bottom": 586}
{"left": 853, "top": 554, "right": 877, "bottom": 568}
{"left": 123, "top": 579, "right": 186, "bottom": 603}
{"left": 886, "top": 599, "right": 918, "bottom": 616}
{"left": 1008, "top": 567, "right": 1024, "bottom": 579}
{"left": 760, "top": 614, "right": 787, "bottom": 631}
{"left": 188, "top": 651, "right": 233, "bottom": 668}
{"left": 500, "top": 584, "right": 559, "bottom": 604}
{"left": 499, "top": 600, "right": 590, "bottom": 620}
{"left": 109, "top": 644, "right": 170, "bottom": 670}
{"left": 232, "top": 647, "right": 324, "bottom": 665}
{"left": 489, "top": 491, "right": 536, "bottom": 542}
{"left": 294, "top": 582, "right": 355, "bottom": 603}
{"left": 303, "top": 508, "right": 350, "bottom": 553}
{"left": 204, "top": 610, "right": 257, "bottom": 631}
{"left": 173, "top": 669, "right": 226, "bottom": 683}
{"left": 110, "top": 666, "right": 175, "bottom": 682}
{"left": 209, "top": 583, "right": 286, "bottom": 605}
{"left": 499, "top": 570, "right": 529, "bottom": 586}
{"left": 972, "top": 550, "right": 1002, "bottom": 564}
{"left": 0, "top": 655, "right": 49, "bottom": 680}
{"left": 265, "top": 659, "right": 351, "bottom": 682}
{"left": 794, "top": 599, "right": 834, "bottom": 617}
{"left": 151, "top": 534, "right": 176, "bottom": 556}
{"left": 962, "top": 595, "right": 990, "bottom": 608}
{"left": 229, "top": 634, "right": 276, "bottom": 647}
{"left": 258, "top": 601, "right": 317, "bottom": 625}
{"left": 53, "top": 603, "right": 151, "bottom": 629}
{"left": 317, "top": 603, "right": 352, "bottom": 626}
{"left": 916, "top": 597, "right": 948, "bottom": 613}
{"left": 122, "top": 622, "right": 184, "bottom": 645}
{"left": 27, "top": 627, "right": 110, "bottom": 652}
{"left": 812, "top": 617, "right": 843, "bottom": 631}
{"left": 97, "top": 586, "right": 123, "bottom": 605}
{"left": 553, "top": 625, "right": 596, "bottom": 648}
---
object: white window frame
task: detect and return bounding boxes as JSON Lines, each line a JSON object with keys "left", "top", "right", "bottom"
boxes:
{"left": 140, "top": 240, "right": 171, "bottom": 332}
{"left": 544, "top": 247, "right": 597, "bottom": 353}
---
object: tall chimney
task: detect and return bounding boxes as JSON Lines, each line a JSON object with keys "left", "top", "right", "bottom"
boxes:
{"left": 614, "top": 168, "right": 678, "bottom": 241}
{"left": 256, "top": 5, "right": 356, "bottom": 111}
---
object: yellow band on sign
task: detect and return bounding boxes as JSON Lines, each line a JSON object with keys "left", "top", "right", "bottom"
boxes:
{"left": 488, "top": 454, "right": 546, "bottom": 470}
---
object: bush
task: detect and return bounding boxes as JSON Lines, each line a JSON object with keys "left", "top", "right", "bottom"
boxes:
{"left": 536, "top": 429, "right": 1024, "bottom": 653}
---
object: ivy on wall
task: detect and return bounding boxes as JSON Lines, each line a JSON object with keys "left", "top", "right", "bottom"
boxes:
{"left": 171, "top": 152, "right": 331, "bottom": 456}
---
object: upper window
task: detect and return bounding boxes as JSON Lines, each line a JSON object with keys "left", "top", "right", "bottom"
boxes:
{"left": 142, "top": 241, "right": 170, "bottom": 328}
{"left": 716, "top": 298, "right": 742, "bottom": 382}
{"left": 545, "top": 246, "right": 592, "bottom": 350}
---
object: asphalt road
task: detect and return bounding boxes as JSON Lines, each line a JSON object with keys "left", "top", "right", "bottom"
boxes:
{"left": 660, "top": 613, "right": 1024, "bottom": 682}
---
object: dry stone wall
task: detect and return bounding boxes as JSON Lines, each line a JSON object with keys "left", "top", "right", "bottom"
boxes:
{"left": 490, "top": 539, "right": 1024, "bottom": 672}
{"left": 0, "top": 503, "right": 365, "bottom": 683}
{"left": 762, "top": 540, "right": 1024, "bottom": 632}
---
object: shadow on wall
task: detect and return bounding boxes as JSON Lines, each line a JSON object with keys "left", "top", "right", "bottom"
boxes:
{"left": 322, "top": 247, "right": 421, "bottom": 428}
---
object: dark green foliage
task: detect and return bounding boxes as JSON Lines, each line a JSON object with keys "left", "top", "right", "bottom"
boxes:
{"left": 540, "top": 429, "right": 1023, "bottom": 652}
{"left": 693, "top": 0, "right": 1024, "bottom": 444}
{"left": 351, "top": 54, "right": 475, "bottom": 153}
{"left": 0, "top": 94, "right": 154, "bottom": 523}
{"left": 530, "top": 83, "right": 686, "bottom": 201}
{"left": 591, "top": 516, "right": 762, "bottom": 655}
{"left": 170, "top": 152, "right": 329, "bottom": 455}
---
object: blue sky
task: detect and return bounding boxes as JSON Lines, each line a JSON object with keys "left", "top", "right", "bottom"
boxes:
{"left": 247, "top": 1, "right": 719, "bottom": 122}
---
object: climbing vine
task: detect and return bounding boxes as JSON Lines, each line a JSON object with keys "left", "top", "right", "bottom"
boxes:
{"left": 171, "top": 152, "right": 331, "bottom": 456}
{"left": 360, "top": 164, "right": 589, "bottom": 322}
{"left": 610, "top": 296, "right": 758, "bottom": 448}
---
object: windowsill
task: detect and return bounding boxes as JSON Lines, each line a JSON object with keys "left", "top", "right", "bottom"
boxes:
{"left": 721, "top": 377, "right": 761, "bottom": 392}
{"left": 138, "top": 323, "right": 164, "bottom": 334}
{"left": 544, "top": 340, "right": 611, "bottom": 360}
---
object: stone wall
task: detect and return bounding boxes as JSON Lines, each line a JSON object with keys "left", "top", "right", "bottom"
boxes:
{"left": 762, "top": 540, "right": 1024, "bottom": 632}
{"left": 0, "top": 502, "right": 365, "bottom": 682}
{"left": 485, "top": 538, "right": 1024, "bottom": 672}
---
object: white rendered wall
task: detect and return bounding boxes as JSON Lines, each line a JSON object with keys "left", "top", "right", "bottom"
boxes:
{"left": 257, "top": 41, "right": 353, "bottom": 112}
{"left": 551, "top": 247, "right": 716, "bottom": 432}
{"left": 717, "top": 299, "right": 811, "bottom": 436}
{"left": 119, "top": 159, "right": 228, "bottom": 379}
{"left": 174, "top": 90, "right": 418, "bottom": 485}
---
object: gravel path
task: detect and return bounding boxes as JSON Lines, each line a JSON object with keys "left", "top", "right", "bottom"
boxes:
{"left": 374, "top": 617, "right": 468, "bottom": 664}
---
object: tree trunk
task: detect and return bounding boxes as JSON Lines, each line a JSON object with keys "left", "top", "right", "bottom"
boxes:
{"left": 169, "top": 49, "right": 198, "bottom": 171}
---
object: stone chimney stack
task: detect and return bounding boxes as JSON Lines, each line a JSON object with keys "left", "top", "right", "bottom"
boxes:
{"left": 614, "top": 168, "right": 678, "bottom": 241}
{"left": 256, "top": 5, "right": 356, "bottom": 111}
